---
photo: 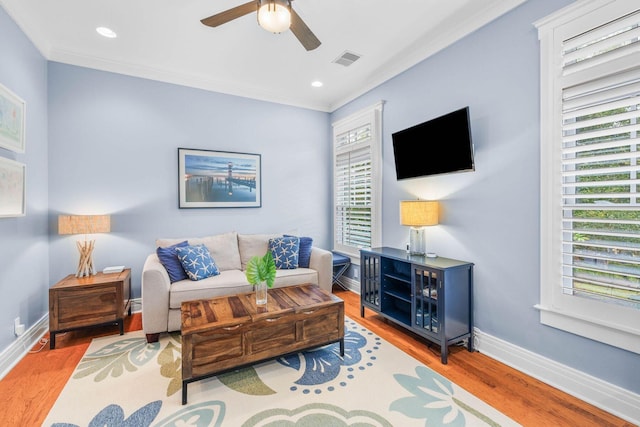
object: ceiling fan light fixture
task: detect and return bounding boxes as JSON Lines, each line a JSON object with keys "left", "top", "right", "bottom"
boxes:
{"left": 96, "top": 26, "right": 117, "bottom": 38}
{"left": 257, "top": 0, "right": 291, "bottom": 34}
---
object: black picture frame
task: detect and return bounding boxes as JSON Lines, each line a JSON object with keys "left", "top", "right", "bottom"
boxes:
{"left": 178, "top": 148, "right": 261, "bottom": 208}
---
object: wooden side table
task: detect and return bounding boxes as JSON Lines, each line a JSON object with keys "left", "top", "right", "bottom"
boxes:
{"left": 48, "top": 268, "right": 131, "bottom": 349}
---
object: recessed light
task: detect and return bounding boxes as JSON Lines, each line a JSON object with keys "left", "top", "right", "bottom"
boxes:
{"left": 96, "top": 27, "right": 117, "bottom": 38}
{"left": 311, "top": 81, "right": 323, "bottom": 88}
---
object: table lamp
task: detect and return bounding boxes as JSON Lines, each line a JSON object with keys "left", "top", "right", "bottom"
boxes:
{"left": 58, "top": 215, "right": 111, "bottom": 277}
{"left": 400, "top": 200, "right": 438, "bottom": 256}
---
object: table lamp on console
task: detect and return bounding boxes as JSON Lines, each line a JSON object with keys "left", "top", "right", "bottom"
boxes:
{"left": 58, "top": 214, "right": 111, "bottom": 277}
{"left": 400, "top": 200, "right": 439, "bottom": 256}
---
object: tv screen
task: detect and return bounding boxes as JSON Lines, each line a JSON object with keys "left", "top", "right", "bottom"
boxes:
{"left": 392, "top": 107, "right": 474, "bottom": 180}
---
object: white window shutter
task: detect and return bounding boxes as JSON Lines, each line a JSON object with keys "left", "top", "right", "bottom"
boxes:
{"left": 537, "top": 0, "right": 640, "bottom": 355}
{"left": 332, "top": 102, "right": 383, "bottom": 257}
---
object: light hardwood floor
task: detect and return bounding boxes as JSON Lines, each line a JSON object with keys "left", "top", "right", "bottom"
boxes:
{"left": 0, "top": 287, "right": 633, "bottom": 426}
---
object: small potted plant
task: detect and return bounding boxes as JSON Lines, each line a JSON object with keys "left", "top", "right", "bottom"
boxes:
{"left": 245, "top": 251, "right": 276, "bottom": 305}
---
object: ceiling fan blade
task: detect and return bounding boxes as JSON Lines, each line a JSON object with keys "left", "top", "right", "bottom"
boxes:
{"left": 201, "top": 1, "right": 257, "bottom": 28}
{"left": 290, "top": 9, "right": 321, "bottom": 51}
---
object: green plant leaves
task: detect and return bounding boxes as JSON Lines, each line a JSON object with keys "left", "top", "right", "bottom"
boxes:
{"left": 245, "top": 251, "right": 276, "bottom": 288}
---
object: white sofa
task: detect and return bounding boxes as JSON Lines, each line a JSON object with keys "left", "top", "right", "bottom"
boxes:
{"left": 141, "top": 231, "right": 333, "bottom": 342}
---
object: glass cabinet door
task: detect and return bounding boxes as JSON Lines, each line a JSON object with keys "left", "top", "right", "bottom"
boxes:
{"left": 361, "top": 253, "right": 381, "bottom": 309}
{"left": 413, "top": 266, "right": 440, "bottom": 336}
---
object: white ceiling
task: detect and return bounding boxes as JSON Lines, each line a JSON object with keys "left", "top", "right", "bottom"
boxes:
{"left": 1, "top": 0, "right": 525, "bottom": 112}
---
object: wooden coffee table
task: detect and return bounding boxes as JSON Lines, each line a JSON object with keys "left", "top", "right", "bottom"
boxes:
{"left": 180, "top": 283, "right": 344, "bottom": 404}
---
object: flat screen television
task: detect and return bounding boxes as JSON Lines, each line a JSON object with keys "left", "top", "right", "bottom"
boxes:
{"left": 392, "top": 106, "right": 475, "bottom": 180}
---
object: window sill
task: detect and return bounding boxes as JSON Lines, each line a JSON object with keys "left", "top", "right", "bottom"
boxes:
{"left": 534, "top": 304, "right": 640, "bottom": 355}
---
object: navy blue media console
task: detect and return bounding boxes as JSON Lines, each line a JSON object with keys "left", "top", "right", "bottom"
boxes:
{"left": 360, "top": 246, "right": 474, "bottom": 364}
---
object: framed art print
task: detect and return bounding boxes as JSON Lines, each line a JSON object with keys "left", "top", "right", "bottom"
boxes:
{"left": 0, "top": 83, "right": 26, "bottom": 153}
{"left": 178, "top": 148, "right": 261, "bottom": 208}
{"left": 0, "top": 156, "right": 26, "bottom": 217}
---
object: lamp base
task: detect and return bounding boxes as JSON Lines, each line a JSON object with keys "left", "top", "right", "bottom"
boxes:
{"left": 408, "top": 227, "right": 426, "bottom": 255}
{"left": 76, "top": 239, "right": 97, "bottom": 277}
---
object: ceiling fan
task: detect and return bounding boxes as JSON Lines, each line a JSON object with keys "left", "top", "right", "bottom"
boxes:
{"left": 201, "top": 0, "right": 321, "bottom": 51}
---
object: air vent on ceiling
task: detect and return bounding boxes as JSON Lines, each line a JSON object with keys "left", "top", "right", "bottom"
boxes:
{"left": 333, "top": 51, "right": 361, "bottom": 67}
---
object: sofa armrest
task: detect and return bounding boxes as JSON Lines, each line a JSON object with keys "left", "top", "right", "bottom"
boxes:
{"left": 141, "top": 254, "right": 171, "bottom": 337}
{"left": 309, "top": 247, "right": 332, "bottom": 293}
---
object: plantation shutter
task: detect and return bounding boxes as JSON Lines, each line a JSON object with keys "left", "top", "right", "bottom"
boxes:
{"left": 334, "top": 123, "right": 373, "bottom": 250}
{"left": 560, "top": 10, "right": 640, "bottom": 309}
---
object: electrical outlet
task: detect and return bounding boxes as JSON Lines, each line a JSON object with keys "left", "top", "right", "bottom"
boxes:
{"left": 14, "top": 317, "right": 25, "bottom": 336}
{"left": 353, "top": 268, "right": 359, "bottom": 280}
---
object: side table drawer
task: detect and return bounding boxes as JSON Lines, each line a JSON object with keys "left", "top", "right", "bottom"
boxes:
{"left": 51, "top": 285, "right": 118, "bottom": 330}
{"left": 48, "top": 269, "right": 131, "bottom": 350}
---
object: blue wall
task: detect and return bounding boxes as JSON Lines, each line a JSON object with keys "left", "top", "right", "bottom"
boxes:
{"left": 331, "top": 0, "right": 639, "bottom": 394}
{"left": 46, "top": 63, "right": 332, "bottom": 296}
{"left": 1, "top": 0, "right": 638, "bottom": 405}
{"left": 0, "top": 7, "right": 49, "bottom": 355}
{"left": 0, "top": 4, "right": 330, "bottom": 358}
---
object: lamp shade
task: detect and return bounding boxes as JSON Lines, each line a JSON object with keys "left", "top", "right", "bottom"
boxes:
{"left": 400, "top": 200, "right": 438, "bottom": 227}
{"left": 257, "top": 0, "right": 291, "bottom": 33}
{"left": 58, "top": 215, "right": 111, "bottom": 235}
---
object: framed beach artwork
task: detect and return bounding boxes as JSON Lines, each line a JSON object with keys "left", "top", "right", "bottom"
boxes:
{"left": 178, "top": 148, "right": 262, "bottom": 208}
{"left": 0, "top": 156, "right": 26, "bottom": 217}
{"left": 0, "top": 83, "right": 26, "bottom": 153}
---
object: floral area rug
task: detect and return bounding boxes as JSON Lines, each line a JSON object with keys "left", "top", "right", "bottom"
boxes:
{"left": 44, "top": 317, "right": 520, "bottom": 426}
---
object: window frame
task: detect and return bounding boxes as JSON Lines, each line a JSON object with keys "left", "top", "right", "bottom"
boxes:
{"left": 332, "top": 102, "right": 384, "bottom": 260}
{"left": 536, "top": 0, "right": 640, "bottom": 355}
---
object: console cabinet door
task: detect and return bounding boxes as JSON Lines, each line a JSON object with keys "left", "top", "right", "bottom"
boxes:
{"left": 361, "top": 253, "right": 381, "bottom": 311}
{"left": 413, "top": 266, "right": 441, "bottom": 338}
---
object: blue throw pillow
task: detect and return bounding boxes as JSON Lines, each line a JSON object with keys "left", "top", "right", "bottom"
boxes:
{"left": 156, "top": 240, "right": 189, "bottom": 283}
{"left": 285, "top": 234, "right": 312, "bottom": 268}
{"left": 175, "top": 244, "right": 220, "bottom": 281}
{"left": 269, "top": 236, "right": 300, "bottom": 269}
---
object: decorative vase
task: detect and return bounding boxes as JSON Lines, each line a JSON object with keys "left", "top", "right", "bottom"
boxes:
{"left": 255, "top": 281, "right": 268, "bottom": 305}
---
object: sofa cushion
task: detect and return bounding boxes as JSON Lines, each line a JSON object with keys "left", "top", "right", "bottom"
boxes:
{"left": 157, "top": 231, "right": 241, "bottom": 271}
{"left": 168, "top": 268, "right": 320, "bottom": 309}
{"left": 188, "top": 232, "right": 241, "bottom": 271}
{"left": 273, "top": 268, "right": 318, "bottom": 288}
{"left": 238, "top": 233, "right": 281, "bottom": 270}
{"left": 156, "top": 240, "right": 189, "bottom": 283}
{"left": 169, "top": 270, "right": 252, "bottom": 309}
{"left": 269, "top": 236, "right": 299, "bottom": 269}
{"left": 285, "top": 234, "right": 312, "bottom": 268}
{"left": 175, "top": 244, "right": 220, "bottom": 281}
